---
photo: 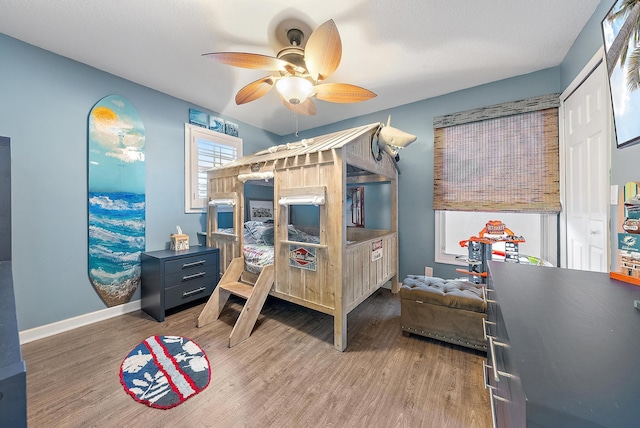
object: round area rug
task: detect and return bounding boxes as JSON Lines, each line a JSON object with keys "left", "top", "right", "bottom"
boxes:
{"left": 120, "top": 335, "right": 210, "bottom": 409}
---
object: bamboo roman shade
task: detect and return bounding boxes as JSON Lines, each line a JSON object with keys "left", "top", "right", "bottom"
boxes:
{"left": 433, "top": 94, "right": 560, "bottom": 213}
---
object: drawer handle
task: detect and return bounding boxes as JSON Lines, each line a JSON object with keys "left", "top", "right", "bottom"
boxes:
{"left": 483, "top": 288, "right": 497, "bottom": 304}
{"left": 488, "top": 336, "right": 499, "bottom": 382}
{"left": 493, "top": 393, "right": 509, "bottom": 403}
{"left": 488, "top": 336, "right": 513, "bottom": 382}
{"left": 482, "top": 318, "right": 496, "bottom": 341}
{"left": 482, "top": 287, "right": 494, "bottom": 300}
{"left": 182, "top": 260, "right": 206, "bottom": 269}
{"left": 182, "top": 272, "right": 206, "bottom": 281}
{"left": 183, "top": 286, "right": 206, "bottom": 297}
{"left": 488, "top": 389, "right": 510, "bottom": 428}
{"left": 488, "top": 388, "right": 497, "bottom": 428}
{"left": 482, "top": 361, "right": 495, "bottom": 390}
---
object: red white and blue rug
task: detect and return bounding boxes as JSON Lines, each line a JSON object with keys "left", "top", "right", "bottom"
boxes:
{"left": 120, "top": 335, "right": 210, "bottom": 409}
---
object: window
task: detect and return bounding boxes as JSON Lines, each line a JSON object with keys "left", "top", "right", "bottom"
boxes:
{"left": 289, "top": 205, "right": 321, "bottom": 241}
{"left": 433, "top": 94, "right": 560, "bottom": 213}
{"left": 184, "top": 124, "right": 242, "bottom": 213}
{"left": 433, "top": 94, "right": 561, "bottom": 266}
{"left": 434, "top": 211, "right": 557, "bottom": 266}
{"left": 278, "top": 187, "right": 326, "bottom": 244}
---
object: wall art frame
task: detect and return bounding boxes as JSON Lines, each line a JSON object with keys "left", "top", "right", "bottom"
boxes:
{"left": 602, "top": 0, "right": 640, "bottom": 148}
{"left": 248, "top": 199, "right": 274, "bottom": 222}
{"left": 346, "top": 186, "right": 364, "bottom": 227}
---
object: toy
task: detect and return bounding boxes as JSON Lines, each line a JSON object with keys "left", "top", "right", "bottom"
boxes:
{"left": 456, "top": 220, "right": 526, "bottom": 284}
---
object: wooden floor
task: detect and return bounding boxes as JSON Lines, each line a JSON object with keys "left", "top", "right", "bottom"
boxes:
{"left": 22, "top": 289, "right": 491, "bottom": 427}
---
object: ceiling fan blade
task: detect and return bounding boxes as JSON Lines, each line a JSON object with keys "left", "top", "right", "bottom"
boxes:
{"left": 313, "top": 83, "right": 376, "bottom": 103}
{"left": 235, "top": 77, "right": 275, "bottom": 105}
{"left": 282, "top": 97, "right": 316, "bottom": 116}
{"left": 203, "top": 52, "right": 293, "bottom": 71}
{"left": 304, "top": 19, "right": 342, "bottom": 81}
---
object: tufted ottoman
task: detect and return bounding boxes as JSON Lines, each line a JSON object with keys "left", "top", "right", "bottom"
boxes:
{"left": 400, "top": 276, "right": 487, "bottom": 351}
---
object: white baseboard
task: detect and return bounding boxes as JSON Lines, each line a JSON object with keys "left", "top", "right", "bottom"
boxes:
{"left": 19, "top": 299, "right": 141, "bottom": 345}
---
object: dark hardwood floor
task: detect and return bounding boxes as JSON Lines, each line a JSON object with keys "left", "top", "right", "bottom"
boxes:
{"left": 22, "top": 289, "right": 491, "bottom": 427}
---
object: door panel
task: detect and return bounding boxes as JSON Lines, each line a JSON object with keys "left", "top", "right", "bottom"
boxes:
{"left": 564, "top": 60, "right": 610, "bottom": 272}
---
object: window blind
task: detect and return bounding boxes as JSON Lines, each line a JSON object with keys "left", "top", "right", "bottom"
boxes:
{"left": 433, "top": 94, "right": 560, "bottom": 213}
{"left": 196, "top": 138, "right": 238, "bottom": 199}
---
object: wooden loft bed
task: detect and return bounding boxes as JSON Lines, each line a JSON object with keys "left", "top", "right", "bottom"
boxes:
{"left": 199, "top": 122, "right": 402, "bottom": 351}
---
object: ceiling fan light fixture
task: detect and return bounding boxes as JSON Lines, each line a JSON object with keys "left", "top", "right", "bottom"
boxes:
{"left": 276, "top": 76, "right": 313, "bottom": 105}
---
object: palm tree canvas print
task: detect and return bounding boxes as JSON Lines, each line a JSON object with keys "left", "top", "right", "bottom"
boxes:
{"left": 602, "top": 0, "right": 640, "bottom": 148}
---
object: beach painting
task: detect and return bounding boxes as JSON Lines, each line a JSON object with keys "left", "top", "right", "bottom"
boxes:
{"left": 88, "top": 95, "right": 146, "bottom": 306}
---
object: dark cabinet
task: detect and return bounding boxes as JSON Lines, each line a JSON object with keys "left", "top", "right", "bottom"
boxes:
{"left": 486, "top": 261, "right": 640, "bottom": 427}
{"left": 0, "top": 136, "right": 26, "bottom": 427}
{"left": 0, "top": 262, "right": 27, "bottom": 428}
{"left": 141, "top": 246, "right": 220, "bottom": 321}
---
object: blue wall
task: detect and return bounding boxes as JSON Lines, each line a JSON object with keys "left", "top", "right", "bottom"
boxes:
{"left": 0, "top": 34, "right": 279, "bottom": 330}
{"left": 560, "top": 0, "right": 612, "bottom": 90}
{"left": 3, "top": 0, "right": 633, "bottom": 332}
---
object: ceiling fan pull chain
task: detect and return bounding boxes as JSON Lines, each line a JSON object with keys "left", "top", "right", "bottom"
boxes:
{"left": 295, "top": 110, "right": 299, "bottom": 137}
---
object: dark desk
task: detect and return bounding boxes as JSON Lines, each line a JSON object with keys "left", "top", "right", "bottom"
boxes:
{"left": 487, "top": 261, "right": 640, "bottom": 427}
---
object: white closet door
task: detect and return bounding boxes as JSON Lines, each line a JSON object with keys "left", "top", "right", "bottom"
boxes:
{"left": 563, "top": 60, "right": 610, "bottom": 272}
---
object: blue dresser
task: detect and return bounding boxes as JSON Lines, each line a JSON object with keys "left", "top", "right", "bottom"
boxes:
{"left": 141, "top": 246, "right": 220, "bottom": 321}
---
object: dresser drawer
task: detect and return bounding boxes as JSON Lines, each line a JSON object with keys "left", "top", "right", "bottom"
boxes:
{"left": 165, "top": 268, "right": 216, "bottom": 289}
{"left": 165, "top": 276, "right": 216, "bottom": 308}
{"left": 164, "top": 252, "right": 217, "bottom": 275}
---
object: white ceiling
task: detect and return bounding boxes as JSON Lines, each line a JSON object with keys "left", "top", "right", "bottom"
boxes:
{"left": 1, "top": 0, "right": 600, "bottom": 136}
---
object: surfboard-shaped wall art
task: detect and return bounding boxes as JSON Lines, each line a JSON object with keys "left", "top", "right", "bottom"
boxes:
{"left": 88, "top": 95, "right": 145, "bottom": 306}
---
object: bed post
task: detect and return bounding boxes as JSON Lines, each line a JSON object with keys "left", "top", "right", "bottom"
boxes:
{"left": 333, "top": 148, "right": 347, "bottom": 351}
{"left": 335, "top": 310, "right": 347, "bottom": 351}
{"left": 391, "top": 175, "right": 400, "bottom": 293}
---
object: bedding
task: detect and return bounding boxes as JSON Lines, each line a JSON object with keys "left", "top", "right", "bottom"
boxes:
{"left": 218, "top": 222, "right": 320, "bottom": 273}
{"left": 243, "top": 244, "right": 275, "bottom": 274}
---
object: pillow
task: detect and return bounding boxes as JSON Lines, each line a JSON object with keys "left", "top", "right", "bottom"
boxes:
{"left": 286, "top": 225, "right": 306, "bottom": 242}
{"left": 244, "top": 221, "right": 266, "bottom": 243}
{"left": 255, "top": 225, "right": 275, "bottom": 246}
{"left": 287, "top": 225, "right": 320, "bottom": 244}
{"left": 243, "top": 228, "right": 258, "bottom": 244}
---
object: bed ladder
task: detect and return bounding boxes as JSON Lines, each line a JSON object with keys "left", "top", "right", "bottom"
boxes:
{"left": 197, "top": 257, "right": 275, "bottom": 347}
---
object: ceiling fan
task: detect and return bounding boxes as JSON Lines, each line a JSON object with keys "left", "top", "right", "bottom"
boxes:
{"left": 202, "top": 19, "right": 376, "bottom": 116}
